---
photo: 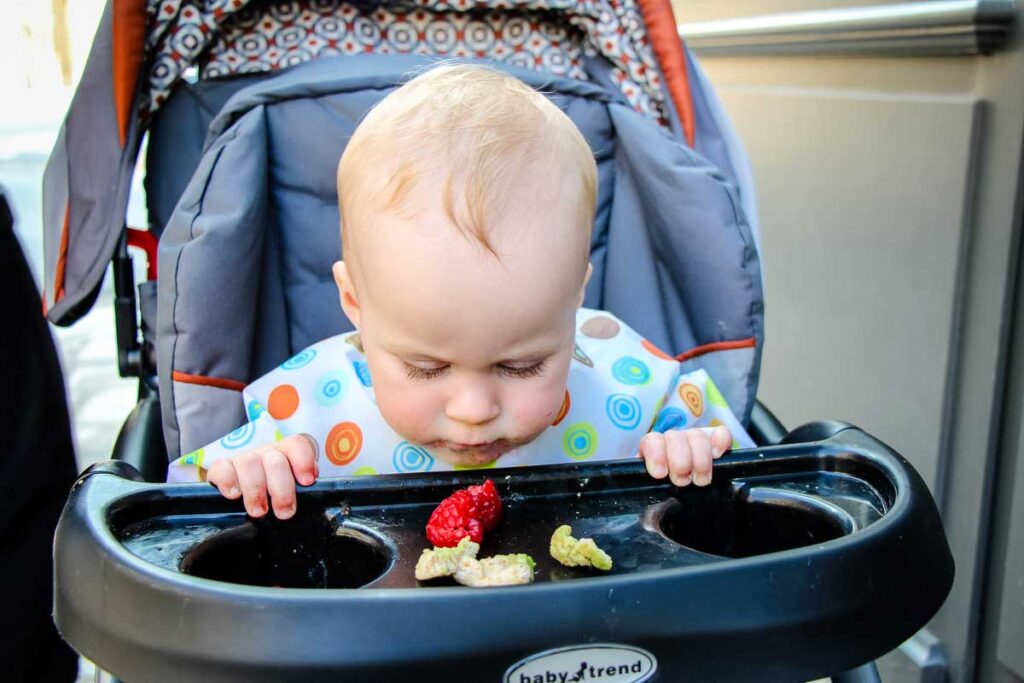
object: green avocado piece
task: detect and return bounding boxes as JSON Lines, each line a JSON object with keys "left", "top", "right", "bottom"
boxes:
{"left": 415, "top": 537, "right": 480, "bottom": 581}
{"left": 550, "top": 524, "right": 612, "bottom": 571}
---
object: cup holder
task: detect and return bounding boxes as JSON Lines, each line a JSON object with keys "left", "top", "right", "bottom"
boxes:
{"left": 179, "top": 517, "right": 393, "bottom": 588}
{"left": 653, "top": 484, "right": 856, "bottom": 558}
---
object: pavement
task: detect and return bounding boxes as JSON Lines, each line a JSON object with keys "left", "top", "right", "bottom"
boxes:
{"left": 1, "top": 17, "right": 138, "bottom": 675}
{"left": 1, "top": 0, "right": 133, "bottom": 475}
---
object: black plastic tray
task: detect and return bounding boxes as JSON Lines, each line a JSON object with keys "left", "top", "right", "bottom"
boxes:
{"left": 54, "top": 423, "right": 953, "bottom": 682}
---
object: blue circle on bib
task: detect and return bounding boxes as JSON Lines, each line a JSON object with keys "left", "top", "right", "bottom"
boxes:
{"left": 606, "top": 394, "right": 642, "bottom": 430}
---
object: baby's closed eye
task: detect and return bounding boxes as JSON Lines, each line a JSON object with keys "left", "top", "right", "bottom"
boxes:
{"left": 404, "top": 363, "right": 449, "bottom": 380}
{"left": 402, "top": 360, "right": 547, "bottom": 380}
{"left": 496, "top": 360, "right": 546, "bottom": 379}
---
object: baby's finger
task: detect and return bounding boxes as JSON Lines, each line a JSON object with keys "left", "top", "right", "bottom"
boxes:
{"left": 233, "top": 451, "right": 269, "bottom": 518}
{"left": 687, "top": 430, "right": 714, "bottom": 486}
{"left": 261, "top": 447, "right": 298, "bottom": 520}
{"left": 207, "top": 459, "right": 241, "bottom": 500}
{"left": 696, "top": 426, "right": 733, "bottom": 458}
{"left": 279, "top": 434, "right": 319, "bottom": 486}
{"left": 664, "top": 430, "right": 692, "bottom": 487}
{"left": 707, "top": 426, "right": 733, "bottom": 458}
{"left": 638, "top": 432, "right": 668, "bottom": 479}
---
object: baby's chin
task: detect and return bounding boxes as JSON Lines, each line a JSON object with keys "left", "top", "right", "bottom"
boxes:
{"left": 433, "top": 449, "right": 504, "bottom": 468}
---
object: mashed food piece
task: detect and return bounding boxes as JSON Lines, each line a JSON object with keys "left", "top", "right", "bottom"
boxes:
{"left": 416, "top": 538, "right": 535, "bottom": 586}
{"left": 453, "top": 554, "right": 536, "bottom": 587}
{"left": 415, "top": 537, "right": 480, "bottom": 581}
{"left": 550, "top": 525, "right": 612, "bottom": 570}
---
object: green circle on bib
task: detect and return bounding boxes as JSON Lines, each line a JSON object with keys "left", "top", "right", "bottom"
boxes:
{"left": 563, "top": 423, "right": 598, "bottom": 460}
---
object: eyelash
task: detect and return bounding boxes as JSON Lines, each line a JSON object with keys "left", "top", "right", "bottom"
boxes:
{"left": 403, "top": 361, "right": 547, "bottom": 380}
{"left": 405, "top": 365, "right": 448, "bottom": 380}
{"left": 499, "top": 361, "right": 547, "bottom": 378}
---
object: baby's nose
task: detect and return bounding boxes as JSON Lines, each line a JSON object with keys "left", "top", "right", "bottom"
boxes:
{"left": 444, "top": 382, "right": 500, "bottom": 426}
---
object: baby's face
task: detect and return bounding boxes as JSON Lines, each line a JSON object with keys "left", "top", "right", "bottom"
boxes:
{"left": 337, "top": 187, "right": 588, "bottom": 467}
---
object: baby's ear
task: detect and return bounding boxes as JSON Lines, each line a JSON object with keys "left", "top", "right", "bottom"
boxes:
{"left": 577, "top": 262, "right": 593, "bottom": 308}
{"left": 333, "top": 261, "right": 361, "bottom": 329}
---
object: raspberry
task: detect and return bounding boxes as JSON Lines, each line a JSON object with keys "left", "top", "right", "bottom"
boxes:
{"left": 425, "top": 480, "right": 503, "bottom": 547}
{"left": 426, "top": 490, "right": 484, "bottom": 547}
{"left": 466, "top": 479, "right": 502, "bottom": 531}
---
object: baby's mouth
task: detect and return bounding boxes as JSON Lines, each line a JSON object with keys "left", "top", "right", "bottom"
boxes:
{"left": 427, "top": 439, "right": 515, "bottom": 464}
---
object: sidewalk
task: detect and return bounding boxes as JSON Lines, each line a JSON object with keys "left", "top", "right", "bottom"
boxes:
{"left": 0, "top": 0, "right": 136, "bottom": 474}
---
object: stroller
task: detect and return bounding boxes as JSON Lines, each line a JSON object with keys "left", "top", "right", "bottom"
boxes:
{"left": 45, "top": 1, "right": 952, "bottom": 681}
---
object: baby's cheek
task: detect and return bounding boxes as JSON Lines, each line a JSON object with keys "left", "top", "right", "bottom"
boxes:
{"left": 507, "top": 381, "right": 566, "bottom": 435}
{"left": 374, "top": 379, "right": 438, "bottom": 443}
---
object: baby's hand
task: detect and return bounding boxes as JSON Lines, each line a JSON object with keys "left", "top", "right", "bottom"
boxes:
{"left": 207, "top": 434, "right": 319, "bottom": 519}
{"left": 638, "top": 426, "right": 731, "bottom": 487}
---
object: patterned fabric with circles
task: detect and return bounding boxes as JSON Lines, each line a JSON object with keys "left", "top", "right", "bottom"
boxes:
{"left": 145, "top": 0, "right": 672, "bottom": 125}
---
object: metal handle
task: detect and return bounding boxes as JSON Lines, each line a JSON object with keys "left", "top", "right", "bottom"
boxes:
{"left": 678, "top": 0, "right": 1017, "bottom": 57}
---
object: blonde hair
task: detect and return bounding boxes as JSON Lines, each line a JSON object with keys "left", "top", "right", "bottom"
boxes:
{"left": 338, "top": 63, "right": 597, "bottom": 260}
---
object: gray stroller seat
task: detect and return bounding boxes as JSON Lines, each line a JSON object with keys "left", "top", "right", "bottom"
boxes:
{"left": 152, "top": 55, "right": 764, "bottom": 459}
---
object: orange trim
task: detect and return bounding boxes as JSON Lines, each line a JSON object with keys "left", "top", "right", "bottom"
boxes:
{"left": 112, "top": 0, "right": 146, "bottom": 146}
{"left": 53, "top": 202, "right": 70, "bottom": 305}
{"left": 172, "top": 370, "right": 246, "bottom": 392}
{"left": 637, "top": 0, "right": 696, "bottom": 147}
{"left": 676, "top": 337, "right": 756, "bottom": 363}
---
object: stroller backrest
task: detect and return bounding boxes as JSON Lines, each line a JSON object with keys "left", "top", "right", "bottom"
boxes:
{"left": 43, "top": 0, "right": 695, "bottom": 324}
{"left": 157, "top": 54, "right": 763, "bottom": 459}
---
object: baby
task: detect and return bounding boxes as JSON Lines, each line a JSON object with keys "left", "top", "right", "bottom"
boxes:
{"left": 174, "top": 64, "right": 753, "bottom": 519}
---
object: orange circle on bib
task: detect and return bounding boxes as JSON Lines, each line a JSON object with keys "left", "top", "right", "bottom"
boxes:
{"left": 326, "top": 421, "right": 363, "bottom": 466}
{"left": 642, "top": 338, "right": 674, "bottom": 361}
{"left": 552, "top": 389, "right": 571, "bottom": 426}
{"left": 267, "top": 384, "right": 300, "bottom": 420}
{"left": 678, "top": 383, "right": 704, "bottom": 417}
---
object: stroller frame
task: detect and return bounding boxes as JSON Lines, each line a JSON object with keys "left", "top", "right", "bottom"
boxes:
{"left": 45, "top": 2, "right": 948, "bottom": 680}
